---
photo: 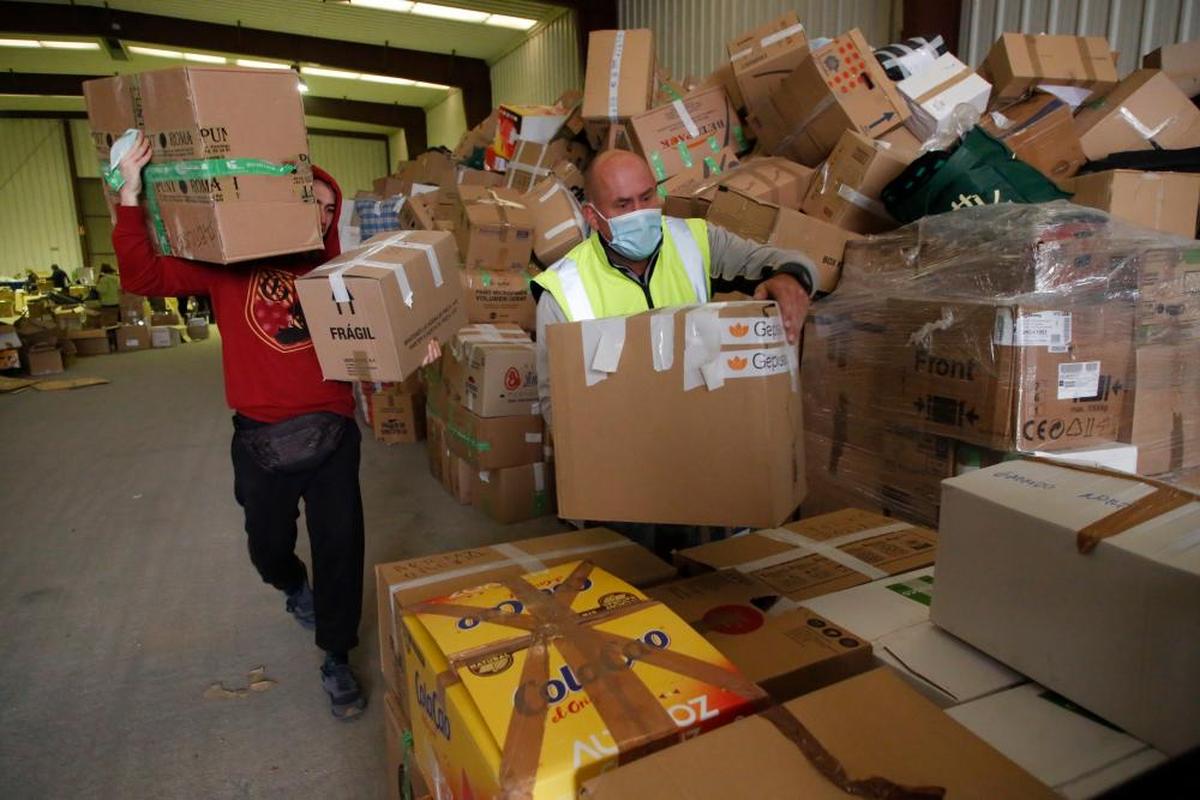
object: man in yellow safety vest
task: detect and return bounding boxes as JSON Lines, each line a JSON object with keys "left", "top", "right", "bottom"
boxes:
{"left": 532, "top": 149, "right": 819, "bottom": 428}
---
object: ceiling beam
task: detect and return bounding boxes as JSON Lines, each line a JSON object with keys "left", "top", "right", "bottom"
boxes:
{"left": 1, "top": 1, "right": 490, "bottom": 126}
{"left": 0, "top": 72, "right": 427, "bottom": 152}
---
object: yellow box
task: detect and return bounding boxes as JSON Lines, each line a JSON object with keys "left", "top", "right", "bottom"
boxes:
{"left": 401, "top": 561, "right": 767, "bottom": 800}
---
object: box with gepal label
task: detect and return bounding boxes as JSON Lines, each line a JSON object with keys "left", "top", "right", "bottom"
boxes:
{"left": 83, "top": 66, "right": 321, "bottom": 264}
{"left": 401, "top": 561, "right": 768, "bottom": 800}
{"left": 296, "top": 230, "right": 466, "bottom": 382}
{"left": 547, "top": 301, "right": 805, "bottom": 528}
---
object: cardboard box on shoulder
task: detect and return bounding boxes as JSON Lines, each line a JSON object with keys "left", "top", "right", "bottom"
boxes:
{"left": 84, "top": 67, "right": 321, "bottom": 263}
{"left": 1143, "top": 40, "right": 1200, "bottom": 97}
{"left": 372, "top": 392, "right": 427, "bottom": 444}
{"left": 979, "top": 33, "right": 1118, "bottom": 103}
{"left": 932, "top": 459, "right": 1200, "bottom": 755}
{"left": 801, "top": 130, "right": 915, "bottom": 234}
{"left": 1070, "top": 170, "right": 1200, "bottom": 239}
{"left": 727, "top": 13, "right": 809, "bottom": 141}
{"left": 582, "top": 30, "right": 656, "bottom": 149}
{"left": 758, "top": 29, "right": 909, "bottom": 165}
{"left": 627, "top": 86, "right": 746, "bottom": 183}
{"left": 979, "top": 94, "right": 1085, "bottom": 188}
{"left": 441, "top": 323, "right": 538, "bottom": 417}
{"left": 296, "top": 230, "right": 466, "bottom": 382}
{"left": 116, "top": 323, "right": 151, "bottom": 352}
{"left": 402, "top": 562, "right": 767, "bottom": 800}
{"left": 454, "top": 186, "right": 535, "bottom": 271}
{"left": 474, "top": 461, "right": 554, "bottom": 523}
{"left": 1074, "top": 69, "right": 1200, "bottom": 160}
{"left": 580, "top": 668, "right": 1056, "bottom": 799}
{"left": 459, "top": 267, "right": 536, "bottom": 330}
{"left": 548, "top": 301, "right": 805, "bottom": 528}
{"left": 526, "top": 176, "right": 588, "bottom": 266}
{"left": 896, "top": 53, "right": 991, "bottom": 141}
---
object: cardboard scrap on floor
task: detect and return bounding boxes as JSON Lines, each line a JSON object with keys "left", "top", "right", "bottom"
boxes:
{"left": 32, "top": 377, "right": 110, "bottom": 392}
{"left": 203, "top": 666, "right": 277, "bottom": 699}
{"left": 0, "top": 376, "right": 39, "bottom": 393}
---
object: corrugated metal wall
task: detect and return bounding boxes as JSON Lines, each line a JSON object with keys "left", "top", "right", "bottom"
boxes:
{"left": 960, "top": 0, "right": 1200, "bottom": 74}
{"left": 426, "top": 91, "right": 469, "bottom": 151}
{"left": 618, "top": 0, "right": 896, "bottom": 81}
{"left": 0, "top": 120, "right": 83, "bottom": 275}
{"left": 490, "top": 10, "right": 582, "bottom": 106}
{"left": 308, "top": 134, "right": 389, "bottom": 197}
{"left": 70, "top": 119, "right": 100, "bottom": 179}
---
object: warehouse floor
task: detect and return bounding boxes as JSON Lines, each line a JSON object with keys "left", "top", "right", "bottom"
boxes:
{"left": 0, "top": 332, "right": 565, "bottom": 800}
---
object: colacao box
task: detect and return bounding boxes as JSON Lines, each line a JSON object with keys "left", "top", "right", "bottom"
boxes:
{"left": 676, "top": 508, "right": 937, "bottom": 601}
{"left": 800, "top": 130, "right": 915, "bottom": 234}
{"left": 401, "top": 561, "right": 767, "bottom": 800}
{"left": 580, "top": 668, "right": 1056, "bottom": 799}
{"left": 979, "top": 33, "right": 1117, "bottom": 103}
{"left": 931, "top": 459, "right": 1200, "bottom": 755}
{"left": 84, "top": 67, "right": 320, "bottom": 264}
{"left": 459, "top": 267, "right": 536, "bottom": 330}
{"left": 296, "top": 230, "right": 466, "bottom": 382}
{"left": 442, "top": 323, "right": 538, "bottom": 418}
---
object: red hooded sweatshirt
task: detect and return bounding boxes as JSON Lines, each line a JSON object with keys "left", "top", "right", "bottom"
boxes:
{"left": 113, "top": 165, "right": 354, "bottom": 423}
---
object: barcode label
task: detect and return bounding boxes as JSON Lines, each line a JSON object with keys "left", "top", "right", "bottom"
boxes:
{"left": 996, "top": 310, "right": 1073, "bottom": 348}
{"left": 1058, "top": 361, "right": 1101, "bottom": 399}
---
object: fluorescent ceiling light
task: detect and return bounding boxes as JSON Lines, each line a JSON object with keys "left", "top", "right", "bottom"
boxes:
{"left": 347, "top": 0, "right": 415, "bottom": 10}
{"left": 411, "top": 3, "right": 488, "bottom": 23}
{"left": 39, "top": 40, "right": 102, "bottom": 50}
{"left": 360, "top": 73, "right": 415, "bottom": 85}
{"left": 183, "top": 52, "right": 226, "bottom": 63}
{"left": 0, "top": 38, "right": 40, "bottom": 48}
{"left": 301, "top": 66, "right": 361, "bottom": 79}
{"left": 236, "top": 59, "right": 290, "bottom": 70}
{"left": 413, "top": 80, "right": 450, "bottom": 90}
{"left": 129, "top": 46, "right": 183, "bottom": 59}
{"left": 484, "top": 14, "right": 537, "bottom": 30}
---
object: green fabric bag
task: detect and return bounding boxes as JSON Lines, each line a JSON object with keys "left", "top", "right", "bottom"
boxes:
{"left": 882, "top": 127, "right": 1071, "bottom": 224}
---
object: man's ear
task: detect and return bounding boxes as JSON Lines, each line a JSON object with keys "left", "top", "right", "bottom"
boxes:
{"left": 582, "top": 204, "right": 604, "bottom": 235}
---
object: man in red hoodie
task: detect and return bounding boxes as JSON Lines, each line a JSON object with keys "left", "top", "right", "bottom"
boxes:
{"left": 113, "top": 133, "right": 367, "bottom": 719}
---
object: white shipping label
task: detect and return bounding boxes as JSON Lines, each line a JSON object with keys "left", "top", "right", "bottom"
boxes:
{"left": 1058, "top": 361, "right": 1101, "bottom": 400}
{"left": 994, "top": 310, "right": 1072, "bottom": 348}
{"left": 720, "top": 317, "right": 786, "bottom": 346}
{"left": 720, "top": 347, "right": 793, "bottom": 380}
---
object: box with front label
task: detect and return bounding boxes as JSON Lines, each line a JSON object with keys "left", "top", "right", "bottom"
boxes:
{"left": 454, "top": 186, "right": 535, "bottom": 271}
{"left": 547, "top": 301, "right": 805, "bottom": 528}
{"left": 1074, "top": 69, "right": 1200, "bottom": 161}
{"left": 897, "top": 53, "right": 991, "bottom": 141}
{"left": 978, "top": 94, "right": 1084, "bottom": 188}
{"left": 1070, "top": 169, "right": 1200, "bottom": 239}
{"left": 401, "top": 561, "right": 767, "bottom": 800}
{"left": 628, "top": 86, "right": 747, "bottom": 183}
{"left": 727, "top": 12, "right": 809, "bottom": 143}
{"left": 979, "top": 33, "right": 1118, "bottom": 103}
{"left": 474, "top": 461, "right": 554, "bottom": 524}
{"left": 441, "top": 323, "right": 538, "bottom": 418}
{"left": 297, "top": 230, "right": 466, "bottom": 383}
{"left": 525, "top": 175, "right": 588, "bottom": 267}
{"left": 931, "top": 459, "right": 1200, "bottom": 756}
{"left": 582, "top": 29, "right": 656, "bottom": 150}
{"left": 459, "top": 267, "right": 536, "bottom": 330}
{"left": 801, "top": 130, "right": 915, "bottom": 234}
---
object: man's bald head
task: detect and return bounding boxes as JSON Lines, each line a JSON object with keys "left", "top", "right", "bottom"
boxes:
{"left": 582, "top": 149, "right": 660, "bottom": 238}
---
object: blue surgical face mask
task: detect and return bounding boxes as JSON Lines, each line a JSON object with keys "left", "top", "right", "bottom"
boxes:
{"left": 592, "top": 206, "right": 663, "bottom": 260}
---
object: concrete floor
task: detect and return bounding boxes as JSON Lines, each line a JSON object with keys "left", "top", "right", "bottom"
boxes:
{"left": 0, "top": 331, "right": 564, "bottom": 799}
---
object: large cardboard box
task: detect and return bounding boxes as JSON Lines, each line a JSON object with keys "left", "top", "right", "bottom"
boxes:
{"left": 547, "top": 301, "right": 805, "bottom": 528}
{"left": 454, "top": 186, "right": 534, "bottom": 271}
{"left": 504, "top": 138, "right": 588, "bottom": 194}
{"left": 296, "top": 231, "right": 466, "bottom": 382}
{"left": 979, "top": 33, "right": 1118, "bottom": 103}
{"left": 897, "top": 53, "right": 992, "bottom": 141}
{"left": 801, "top": 130, "right": 915, "bottom": 234}
{"left": 662, "top": 156, "right": 813, "bottom": 219}
{"left": 580, "top": 668, "right": 1056, "bottom": 799}
{"left": 115, "top": 323, "right": 152, "bottom": 353}
{"left": 1123, "top": 342, "right": 1200, "bottom": 475}
{"left": 402, "top": 561, "right": 767, "bottom": 800}
{"left": 442, "top": 323, "right": 538, "bottom": 417}
{"left": 83, "top": 67, "right": 320, "bottom": 263}
{"left": 492, "top": 104, "right": 569, "bottom": 162}
{"left": 67, "top": 328, "right": 111, "bottom": 356}
{"left": 374, "top": 528, "right": 676, "bottom": 696}
{"left": 23, "top": 343, "right": 64, "bottom": 375}
{"left": 398, "top": 192, "right": 437, "bottom": 231}
{"left": 526, "top": 176, "right": 587, "bottom": 267}
{"left": 676, "top": 508, "right": 937, "bottom": 602}
{"left": 582, "top": 30, "right": 656, "bottom": 149}
{"left": 648, "top": 570, "right": 873, "bottom": 702}
{"left": 474, "top": 461, "right": 554, "bottom": 524}
{"left": 627, "top": 87, "right": 745, "bottom": 183}
{"left": 459, "top": 267, "right": 535, "bottom": 330}
{"left": 150, "top": 325, "right": 181, "bottom": 348}
{"left": 372, "top": 392, "right": 426, "bottom": 445}
{"left": 947, "top": 683, "right": 1167, "bottom": 798}
{"left": 758, "top": 29, "right": 909, "bottom": 165}
{"left": 979, "top": 94, "right": 1085, "bottom": 188}
{"left": 1143, "top": 39, "right": 1200, "bottom": 97}
{"left": 444, "top": 401, "right": 543, "bottom": 469}
{"left": 802, "top": 567, "right": 1024, "bottom": 707}
{"left": 931, "top": 459, "right": 1200, "bottom": 755}
{"left": 727, "top": 13, "right": 809, "bottom": 141}
{"left": 1070, "top": 170, "right": 1200, "bottom": 239}
{"left": 1074, "top": 69, "right": 1200, "bottom": 161}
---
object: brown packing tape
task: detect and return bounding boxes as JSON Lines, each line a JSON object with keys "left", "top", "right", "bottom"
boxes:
{"left": 1077, "top": 35, "right": 1098, "bottom": 82}
{"left": 405, "top": 562, "right": 766, "bottom": 799}
{"left": 914, "top": 67, "right": 977, "bottom": 105}
{"left": 349, "top": 349, "right": 372, "bottom": 379}
{"left": 760, "top": 706, "right": 946, "bottom": 799}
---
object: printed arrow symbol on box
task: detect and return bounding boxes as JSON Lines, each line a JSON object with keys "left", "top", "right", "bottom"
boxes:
{"left": 868, "top": 111, "right": 896, "bottom": 129}
{"left": 965, "top": 407, "right": 979, "bottom": 425}
{"left": 1111, "top": 381, "right": 1123, "bottom": 394}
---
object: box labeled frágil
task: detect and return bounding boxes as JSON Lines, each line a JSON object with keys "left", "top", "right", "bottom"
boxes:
{"left": 931, "top": 459, "right": 1200, "bottom": 755}
{"left": 547, "top": 301, "right": 805, "bottom": 528}
{"left": 896, "top": 53, "right": 991, "bottom": 141}
{"left": 801, "top": 130, "right": 915, "bottom": 234}
{"left": 459, "top": 268, "right": 536, "bottom": 330}
{"left": 676, "top": 508, "right": 937, "bottom": 601}
{"left": 474, "top": 461, "right": 554, "bottom": 524}
{"left": 401, "top": 561, "right": 767, "bottom": 800}
{"left": 1070, "top": 170, "right": 1200, "bottom": 239}
{"left": 628, "top": 86, "right": 746, "bottom": 183}
{"left": 582, "top": 30, "right": 656, "bottom": 150}
{"left": 454, "top": 186, "right": 535, "bottom": 271}
{"left": 83, "top": 67, "right": 320, "bottom": 264}
{"left": 727, "top": 13, "right": 810, "bottom": 142}
{"left": 1074, "top": 69, "right": 1200, "bottom": 161}
{"left": 979, "top": 33, "right": 1118, "bottom": 103}
{"left": 442, "top": 323, "right": 538, "bottom": 417}
{"left": 526, "top": 176, "right": 588, "bottom": 267}
{"left": 296, "top": 230, "right": 466, "bottom": 382}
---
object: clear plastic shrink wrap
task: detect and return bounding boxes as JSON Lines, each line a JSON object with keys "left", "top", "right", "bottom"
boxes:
{"left": 801, "top": 201, "right": 1200, "bottom": 526}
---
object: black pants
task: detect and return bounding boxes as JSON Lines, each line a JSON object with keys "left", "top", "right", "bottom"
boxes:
{"left": 231, "top": 414, "right": 365, "bottom": 655}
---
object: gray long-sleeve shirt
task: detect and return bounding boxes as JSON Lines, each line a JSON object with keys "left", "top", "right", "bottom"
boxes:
{"left": 536, "top": 221, "right": 819, "bottom": 429}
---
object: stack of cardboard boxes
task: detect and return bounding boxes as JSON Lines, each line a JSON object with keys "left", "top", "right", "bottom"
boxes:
{"left": 355, "top": 374, "right": 426, "bottom": 446}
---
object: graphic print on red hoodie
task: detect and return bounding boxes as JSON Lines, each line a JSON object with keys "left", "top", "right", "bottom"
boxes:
{"left": 113, "top": 165, "right": 354, "bottom": 423}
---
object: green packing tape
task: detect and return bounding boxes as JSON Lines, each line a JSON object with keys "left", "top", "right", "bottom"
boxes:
{"left": 401, "top": 729, "right": 414, "bottom": 800}
{"left": 677, "top": 141, "right": 694, "bottom": 169}
{"left": 533, "top": 490, "right": 548, "bottom": 516}
{"left": 480, "top": 270, "right": 493, "bottom": 287}
{"left": 661, "top": 82, "right": 683, "bottom": 102}
{"left": 707, "top": 135, "right": 720, "bottom": 153}
{"left": 446, "top": 422, "right": 491, "bottom": 452}
{"left": 649, "top": 151, "right": 667, "bottom": 181}
{"left": 657, "top": 184, "right": 668, "bottom": 199}
{"left": 703, "top": 156, "right": 720, "bottom": 176}
{"left": 732, "top": 124, "right": 748, "bottom": 151}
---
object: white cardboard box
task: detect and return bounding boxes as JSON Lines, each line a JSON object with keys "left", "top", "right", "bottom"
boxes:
{"left": 931, "top": 459, "right": 1200, "bottom": 756}
{"left": 947, "top": 683, "right": 1166, "bottom": 798}
{"left": 798, "top": 567, "right": 1024, "bottom": 707}
{"left": 898, "top": 52, "right": 992, "bottom": 141}
{"left": 150, "top": 325, "right": 181, "bottom": 348}
{"left": 1032, "top": 442, "right": 1139, "bottom": 474}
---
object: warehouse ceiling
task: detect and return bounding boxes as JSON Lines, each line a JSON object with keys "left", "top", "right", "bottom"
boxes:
{"left": 0, "top": 0, "right": 574, "bottom": 134}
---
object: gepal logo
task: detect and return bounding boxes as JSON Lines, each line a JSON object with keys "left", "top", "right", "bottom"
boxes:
{"left": 726, "top": 356, "right": 748, "bottom": 371}
{"left": 727, "top": 322, "right": 749, "bottom": 338}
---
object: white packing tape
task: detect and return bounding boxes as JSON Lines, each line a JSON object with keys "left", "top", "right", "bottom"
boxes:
{"left": 772, "top": 94, "right": 836, "bottom": 156}
{"left": 650, "top": 310, "right": 676, "bottom": 372}
{"left": 324, "top": 231, "right": 440, "bottom": 303}
{"left": 478, "top": 470, "right": 491, "bottom": 483}
{"left": 580, "top": 316, "right": 627, "bottom": 386}
{"left": 525, "top": 432, "right": 543, "bottom": 443}
{"left": 391, "top": 231, "right": 443, "bottom": 287}
{"left": 532, "top": 462, "right": 546, "bottom": 492}
{"left": 683, "top": 305, "right": 722, "bottom": 391}
{"left": 737, "top": 522, "right": 914, "bottom": 579}
{"left": 607, "top": 31, "right": 626, "bottom": 122}
{"left": 836, "top": 183, "right": 892, "bottom": 220}
{"left": 544, "top": 218, "right": 581, "bottom": 241}
{"left": 491, "top": 542, "right": 548, "bottom": 573}
{"left": 1117, "top": 105, "right": 1170, "bottom": 142}
{"left": 760, "top": 22, "right": 805, "bottom": 49}
{"left": 672, "top": 99, "right": 700, "bottom": 139}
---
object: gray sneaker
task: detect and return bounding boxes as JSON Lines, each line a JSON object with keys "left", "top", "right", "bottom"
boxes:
{"left": 285, "top": 581, "right": 316, "bottom": 630}
{"left": 321, "top": 654, "right": 367, "bottom": 720}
